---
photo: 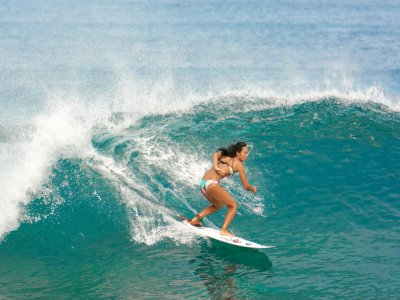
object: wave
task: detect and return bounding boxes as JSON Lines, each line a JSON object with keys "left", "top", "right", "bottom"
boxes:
{"left": 1, "top": 87, "right": 399, "bottom": 243}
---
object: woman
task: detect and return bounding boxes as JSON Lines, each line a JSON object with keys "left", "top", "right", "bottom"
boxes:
{"left": 188, "top": 142, "right": 257, "bottom": 237}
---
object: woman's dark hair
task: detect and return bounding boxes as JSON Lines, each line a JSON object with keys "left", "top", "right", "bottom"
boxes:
{"left": 218, "top": 142, "right": 247, "bottom": 157}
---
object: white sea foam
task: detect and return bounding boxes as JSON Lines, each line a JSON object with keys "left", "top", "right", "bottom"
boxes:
{"left": 88, "top": 151, "right": 199, "bottom": 246}
{"left": 0, "top": 80, "right": 206, "bottom": 241}
{"left": 0, "top": 98, "right": 94, "bottom": 239}
{"left": 204, "top": 85, "right": 398, "bottom": 112}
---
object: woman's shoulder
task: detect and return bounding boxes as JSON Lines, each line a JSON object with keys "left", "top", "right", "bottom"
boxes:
{"left": 233, "top": 158, "right": 244, "bottom": 172}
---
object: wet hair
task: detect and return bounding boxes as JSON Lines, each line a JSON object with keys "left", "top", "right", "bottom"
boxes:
{"left": 218, "top": 142, "right": 247, "bottom": 158}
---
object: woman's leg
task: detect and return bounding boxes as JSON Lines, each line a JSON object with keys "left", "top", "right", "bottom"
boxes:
{"left": 206, "top": 185, "right": 237, "bottom": 237}
{"left": 190, "top": 193, "right": 223, "bottom": 225}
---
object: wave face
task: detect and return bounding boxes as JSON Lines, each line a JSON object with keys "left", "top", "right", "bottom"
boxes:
{"left": 1, "top": 94, "right": 399, "bottom": 298}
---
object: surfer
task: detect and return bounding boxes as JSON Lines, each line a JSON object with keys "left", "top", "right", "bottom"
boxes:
{"left": 188, "top": 142, "right": 257, "bottom": 237}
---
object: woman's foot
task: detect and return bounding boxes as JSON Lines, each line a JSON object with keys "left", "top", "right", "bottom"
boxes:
{"left": 190, "top": 219, "right": 201, "bottom": 227}
{"left": 189, "top": 214, "right": 202, "bottom": 227}
{"left": 220, "top": 229, "right": 234, "bottom": 237}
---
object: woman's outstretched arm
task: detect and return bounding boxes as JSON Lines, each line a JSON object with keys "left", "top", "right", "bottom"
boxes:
{"left": 237, "top": 163, "right": 257, "bottom": 193}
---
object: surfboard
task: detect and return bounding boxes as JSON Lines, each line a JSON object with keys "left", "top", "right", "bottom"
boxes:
{"left": 182, "top": 220, "right": 274, "bottom": 249}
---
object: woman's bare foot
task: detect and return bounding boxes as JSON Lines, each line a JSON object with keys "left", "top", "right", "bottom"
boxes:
{"left": 189, "top": 214, "right": 202, "bottom": 227}
{"left": 190, "top": 218, "right": 201, "bottom": 226}
{"left": 220, "top": 229, "right": 234, "bottom": 237}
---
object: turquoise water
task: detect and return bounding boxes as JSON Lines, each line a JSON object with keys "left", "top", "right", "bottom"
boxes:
{"left": 1, "top": 1, "right": 400, "bottom": 299}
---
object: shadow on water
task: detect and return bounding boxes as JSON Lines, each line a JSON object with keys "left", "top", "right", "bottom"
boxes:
{"left": 206, "top": 240, "right": 273, "bottom": 270}
{"left": 191, "top": 240, "right": 273, "bottom": 299}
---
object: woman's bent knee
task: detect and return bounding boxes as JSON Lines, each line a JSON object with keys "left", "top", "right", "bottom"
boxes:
{"left": 227, "top": 202, "right": 237, "bottom": 210}
{"left": 214, "top": 203, "right": 223, "bottom": 209}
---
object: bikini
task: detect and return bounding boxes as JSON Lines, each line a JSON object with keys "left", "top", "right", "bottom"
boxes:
{"left": 200, "top": 158, "right": 234, "bottom": 195}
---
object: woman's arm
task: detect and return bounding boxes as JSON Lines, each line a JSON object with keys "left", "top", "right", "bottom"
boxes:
{"left": 238, "top": 163, "right": 257, "bottom": 193}
{"left": 212, "top": 151, "right": 224, "bottom": 175}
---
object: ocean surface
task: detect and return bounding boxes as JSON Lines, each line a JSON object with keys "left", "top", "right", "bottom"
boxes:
{"left": 1, "top": 0, "right": 400, "bottom": 299}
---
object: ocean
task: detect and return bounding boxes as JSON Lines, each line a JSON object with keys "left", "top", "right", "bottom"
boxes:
{"left": 1, "top": 0, "right": 399, "bottom": 299}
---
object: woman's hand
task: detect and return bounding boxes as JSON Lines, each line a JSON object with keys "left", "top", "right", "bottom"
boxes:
{"left": 252, "top": 186, "right": 257, "bottom": 193}
{"left": 214, "top": 166, "right": 224, "bottom": 176}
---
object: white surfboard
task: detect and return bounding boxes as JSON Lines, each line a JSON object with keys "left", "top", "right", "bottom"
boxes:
{"left": 182, "top": 220, "right": 274, "bottom": 249}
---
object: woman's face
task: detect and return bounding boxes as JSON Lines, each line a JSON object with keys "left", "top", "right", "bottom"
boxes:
{"left": 237, "top": 146, "right": 249, "bottom": 162}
